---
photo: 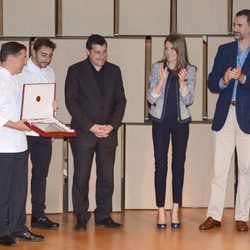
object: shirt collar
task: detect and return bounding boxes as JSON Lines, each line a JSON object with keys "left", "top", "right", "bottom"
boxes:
{"left": 27, "top": 57, "right": 46, "bottom": 72}
{"left": 87, "top": 58, "right": 106, "bottom": 72}
{"left": 0, "top": 66, "right": 12, "bottom": 77}
{"left": 237, "top": 41, "right": 250, "bottom": 53}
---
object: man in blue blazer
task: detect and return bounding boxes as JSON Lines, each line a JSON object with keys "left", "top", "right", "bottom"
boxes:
{"left": 200, "top": 9, "right": 250, "bottom": 232}
{"left": 65, "top": 34, "right": 126, "bottom": 231}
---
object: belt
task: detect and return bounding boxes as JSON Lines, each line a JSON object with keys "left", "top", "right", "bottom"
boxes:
{"left": 231, "top": 101, "right": 236, "bottom": 106}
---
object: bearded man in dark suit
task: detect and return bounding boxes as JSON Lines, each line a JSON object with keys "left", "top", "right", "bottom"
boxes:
{"left": 65, "top": 34, "right": 126, "bottom": 231}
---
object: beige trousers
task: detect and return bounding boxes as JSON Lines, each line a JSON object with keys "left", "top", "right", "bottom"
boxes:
{"left": 207, "top": 105, "right": 250, "bottom": 221}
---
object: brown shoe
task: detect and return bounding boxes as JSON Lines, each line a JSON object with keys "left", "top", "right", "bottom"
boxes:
{"left": 199, "top": 217, "right": 221, "bottom": 230}
{"left": 236, "top": 221, "right": 248, "bottom": 232}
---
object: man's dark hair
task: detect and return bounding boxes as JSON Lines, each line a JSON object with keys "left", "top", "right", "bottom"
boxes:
{"left": 236, "top": 9, "right": 250, "bottom": 25}
{"left": 86, "top": 34, "right": 107, "bottom": 50}
{"left": 33, "top": 37, "right": 56, "bottom": 51}
{"left": 0, "top": 41, "right": 26, "bottom": 62}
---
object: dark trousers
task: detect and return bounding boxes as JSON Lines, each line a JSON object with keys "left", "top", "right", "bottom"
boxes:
{"left": 152, "top": 120, "right": 189, "bottom": 207}
{"left": 0, "top": 151, "right": 28, "bottom": 237}
{"left": 70, "top": 138, "right": 116, "bottom": 223}
{"left": 27, "top": 136, "right": 52, "bottom": 217}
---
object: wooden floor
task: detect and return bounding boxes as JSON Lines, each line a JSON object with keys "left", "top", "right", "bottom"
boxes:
{"left": 12, "top": 209, "right": 250, "bottom": 250}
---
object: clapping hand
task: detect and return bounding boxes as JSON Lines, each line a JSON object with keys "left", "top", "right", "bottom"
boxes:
{"left": 159, "top": 63, "right": 168, "bottom": 82}
{"left": 223, "top": 66, "right": 244, "bottom": 84}
{"left": 178, "top": 68, "right": 187, "bottom": 91}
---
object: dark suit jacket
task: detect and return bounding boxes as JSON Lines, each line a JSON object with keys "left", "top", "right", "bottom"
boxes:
{"left": 65, "top": 59, "right": 127, "bottom": 148}
{"left": 208, "top": 41, "right": 250, "bottom": 134}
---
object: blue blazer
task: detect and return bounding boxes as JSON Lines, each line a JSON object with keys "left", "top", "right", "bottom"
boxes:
{"left": 208, "top": 41, "right": 250, "bottom": 134}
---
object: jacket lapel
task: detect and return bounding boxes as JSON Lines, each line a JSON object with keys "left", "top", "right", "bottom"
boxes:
{"left": 102, "top": 66, "right": 110, "bottom": 101}
{"left": 230, "top": 42, "right": 238, "bottom": 68}
{"left": 242, "top": 49, "right": 250, "bottom": 73}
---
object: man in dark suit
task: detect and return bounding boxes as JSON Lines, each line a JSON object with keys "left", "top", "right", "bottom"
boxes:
{"left": 199, "top": 9, "right": 250, "bottom": 232}
{"left": 65, "top": 34, "right": 126, "bottom": 231}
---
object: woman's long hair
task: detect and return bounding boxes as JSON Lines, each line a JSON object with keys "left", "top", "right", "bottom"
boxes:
{"left": 161, "top": 34, "right": 191, "bottom": 74}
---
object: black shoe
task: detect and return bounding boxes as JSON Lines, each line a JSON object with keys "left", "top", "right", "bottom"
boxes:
{"left": 157, "top": 213, "right": 167, "bottom": 230}
{"left": 171, "top": 222, "right": 181, "bottom": 229}
{"left": 0, "top": 236, "right": 16, "bottom": 246}
{"left": 31, "top": 215, "right": 59, "bottom": 230}
{"left": 75, "top": 213, "right": 91, "bottom": 232}
{"left": 96, "top": 218, "right": 123, "bottom": 229}
{"left": 13, "top": 230, "right": 44, "bottom": 242}
{"left": 170, "top": 211, "right": 181, "bottom": 229}
{"left": 75, "top": 219, "right": 87, "bottom": 232}
{"left": 157, "top": 223, "right": 167, "bottom": 229}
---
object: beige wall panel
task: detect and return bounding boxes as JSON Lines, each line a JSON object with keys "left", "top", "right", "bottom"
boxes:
{"left": 50, "top": 39, "right": 86, "bottom": 124}
{"left": 26, "top": 139, "right": 64, "bottom": 214}
{"left": 125, "top": 125, "right": 172, "bottom": 209}
{"left": 151, "top": 37, "right": 164, "bottom": 66}
{"left": 3, "top": 0, "right": 55, "bottom": 37}
{"left": 151, "top": 37, "right": 203, "bottom": 121}
{"left": 182, "top": 124, "right": 234, "bottom": 207}
{"left": 0, "top": 40, "right": 29, "bottom": 50}
{"left": 233, "top": 1, "right": 250, "bottom": 17}
{"left": 68, "top": 129, "right": 122, "bottom": 212}
{"left": 125, "top": 124, "right": 234, "bottom": 209}
{"left": 119, "top": 0, "right": 170, "bottom": 35}
{"left": 106, "top": 38, "right": 145, "bottom": 123}
{"left": 62, "top": 0, "right": 114, "bottom": 36}
{"left": 207, "top": 36, "right": 234, "bottom": 119}
{"left": 177, "top": 0, "right": 228, "bottom": 34}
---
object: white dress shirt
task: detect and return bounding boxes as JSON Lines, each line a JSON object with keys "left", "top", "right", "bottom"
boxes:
{"left": 19, "top": 57, "right": 55, "bottom": 136}
{"left": 0, "top": 67, "right": 27, "bottom": 153}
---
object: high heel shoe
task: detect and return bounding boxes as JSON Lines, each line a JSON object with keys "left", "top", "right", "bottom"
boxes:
{"left": 170, "top": 212, "right": 181, "bottom": 229}
{"left": 157, "top": 223, "right": 167, "bottom": 229}
{"left": 157, "top": 212, "right": 167, "bottom": 229}
{"left": 171, "top": 222, "right": 181, "bottom": 229}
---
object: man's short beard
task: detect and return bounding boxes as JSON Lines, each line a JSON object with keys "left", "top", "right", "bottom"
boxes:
{"left": 234, "top": 33, "right": 242, "bottom": 41}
